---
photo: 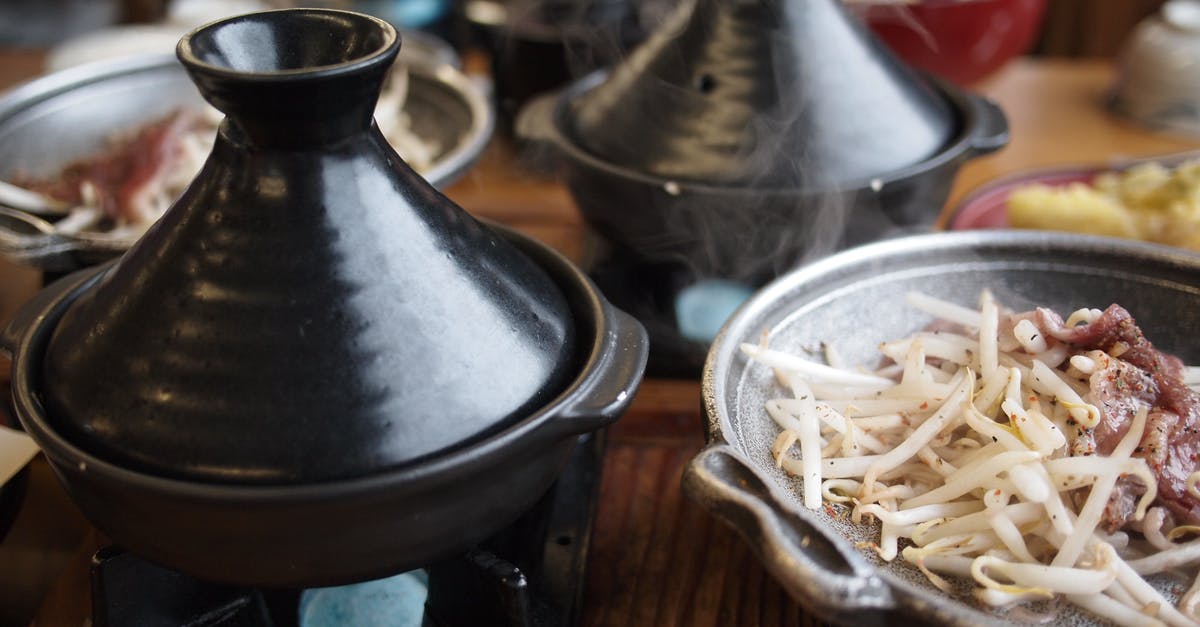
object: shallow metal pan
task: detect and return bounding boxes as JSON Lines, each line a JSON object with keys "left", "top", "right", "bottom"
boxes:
{"left": 684, "top": 230, "right": 1200, "bottom": 625}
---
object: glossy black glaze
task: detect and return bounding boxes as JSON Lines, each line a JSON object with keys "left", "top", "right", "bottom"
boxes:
{"left": 3, "top": 223, "right": 648, "bottom": 587}
{"left": 36, "top": 8, "right": 577, "bottom": 484}
{"left": 522, "top": 69, "right": 1007, "bottom": 375}
{"left": 555, "top": 72, "right": 1007, "bottom": 285}
{"left": 518, "top": 0, "right": 1009, "bottom": 375}
{"left": 565, "top": 0, "right": 956, "bottom": 187}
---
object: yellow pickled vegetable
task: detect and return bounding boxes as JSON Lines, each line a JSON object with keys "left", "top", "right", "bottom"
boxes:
{"left": 1005, "top": 159, "right": 1200, "bottom": 251}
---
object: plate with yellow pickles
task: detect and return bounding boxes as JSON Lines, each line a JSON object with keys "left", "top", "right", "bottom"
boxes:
{"left": 949, "top": 152, "right": 1200, "bottom": 251}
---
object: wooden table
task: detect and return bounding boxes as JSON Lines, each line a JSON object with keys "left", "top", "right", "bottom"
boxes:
{"left": 2, "top": 55, "right": 1199, "bottom": 626}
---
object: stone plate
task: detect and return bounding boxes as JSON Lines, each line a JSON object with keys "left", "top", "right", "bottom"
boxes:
{"left": 685, "top": 230, "right": 1200, "bottom": 626}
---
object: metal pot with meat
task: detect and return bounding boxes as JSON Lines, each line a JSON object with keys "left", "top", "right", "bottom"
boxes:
{"left": 0, "top": 31, "right": 493, "bottom": 272}
{"left": 0, "top": 8, "right": 648, "bottom": 587}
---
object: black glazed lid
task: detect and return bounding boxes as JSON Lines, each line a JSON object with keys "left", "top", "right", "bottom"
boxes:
{"left": 36, "top": 9, "right": 578, "bottom": 485}
{"left": 566, "top": 0, "right": 957, "bottom": 188}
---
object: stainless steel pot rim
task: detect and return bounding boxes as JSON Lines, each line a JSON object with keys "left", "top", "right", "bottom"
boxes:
{"left": 11, "top": 227, "right": 629, "bottom": 502}
{"left": 533, "top": 70, "right": 1001, "bottom": 196}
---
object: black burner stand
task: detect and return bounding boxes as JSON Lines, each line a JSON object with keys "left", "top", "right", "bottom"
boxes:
{"left": 87, "top": 431, "right": 606, "bottom": 627}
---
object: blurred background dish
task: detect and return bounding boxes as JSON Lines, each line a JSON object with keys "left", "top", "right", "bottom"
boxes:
{"left": 949, "top": 165, "right": 1094, "bottom": 230}
{"left": 949, "top": 150, "right": 1200, "bottom": 252}
{"left": 45, "top": 24, "right": 184, "bottom": 71}
{"left": 854, "top": 0, "right": 1049, "bottom": 86}
{"left": 0, "top": 48, "right": 492, "bottom": 272}
{"left": 1110, "top": 0, "right": 1200, "bottom": 136}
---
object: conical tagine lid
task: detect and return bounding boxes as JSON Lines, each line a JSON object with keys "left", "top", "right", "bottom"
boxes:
{"left": 566, "top": 0, "right": 957, "bottom": 187}
{"left": 37, "top": 9, "right": 577, "bottom": 484}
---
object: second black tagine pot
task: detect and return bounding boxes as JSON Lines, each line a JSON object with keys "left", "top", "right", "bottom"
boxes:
{"left": 519, "top": 0, "right": 1009, "bottom": 375}
{"left": 1, "top": 8, "right": 647, "bottom": 587}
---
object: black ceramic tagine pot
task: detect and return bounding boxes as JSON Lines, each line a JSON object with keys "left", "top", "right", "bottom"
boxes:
{"left": 518, "top": 0, "right": 1008, "bottom": 376}
{"left": 1, "top": 9, "right": 647, "bottom": 587}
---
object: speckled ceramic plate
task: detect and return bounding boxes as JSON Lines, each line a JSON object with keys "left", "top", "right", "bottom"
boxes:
{"left": 684, "top": 230, "right": 1200, "bottom": 625}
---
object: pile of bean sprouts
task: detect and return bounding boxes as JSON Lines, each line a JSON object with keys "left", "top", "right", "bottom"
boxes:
{"left": 741, "top": 291, "right": 1200, "bottom": 627}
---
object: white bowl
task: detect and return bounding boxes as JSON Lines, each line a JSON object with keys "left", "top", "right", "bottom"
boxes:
{"left": 1110, "top": 0, "right": 1200, "bottom": 135}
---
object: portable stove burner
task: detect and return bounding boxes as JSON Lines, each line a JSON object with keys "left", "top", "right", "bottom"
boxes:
{"left": 88, "top": 432, "right": 605, "bottom": 627}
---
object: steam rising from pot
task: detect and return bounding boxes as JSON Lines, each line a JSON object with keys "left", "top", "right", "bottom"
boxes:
{"left": 516, "top": 0, "right": 1009, "bottom": 373}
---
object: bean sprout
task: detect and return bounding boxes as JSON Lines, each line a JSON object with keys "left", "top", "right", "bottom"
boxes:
{"left": 749, "top": 291, "right": 1200, "bottom": 626}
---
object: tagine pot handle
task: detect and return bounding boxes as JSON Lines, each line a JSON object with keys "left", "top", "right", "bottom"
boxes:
{"left": 966, "top": 93, "right": 1010, "bottom": 156}
{"left": 682, "top": 444, "right": 897, "bottom": 617}
{"left": 550, "top": 308, "right": 648, "bottom": 436}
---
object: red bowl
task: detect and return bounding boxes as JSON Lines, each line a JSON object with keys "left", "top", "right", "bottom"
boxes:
{"left": 859, "top": 0, "right": 1049, "bottom": 86}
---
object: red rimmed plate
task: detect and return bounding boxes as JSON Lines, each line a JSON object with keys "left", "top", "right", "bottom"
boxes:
{"left": 948, "top": 150, "right": 1200, "bottom": 231}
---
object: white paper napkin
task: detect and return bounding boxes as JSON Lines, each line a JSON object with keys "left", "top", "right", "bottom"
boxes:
{"left": 0, "top": 425, "right": 38, "bottom": 485}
